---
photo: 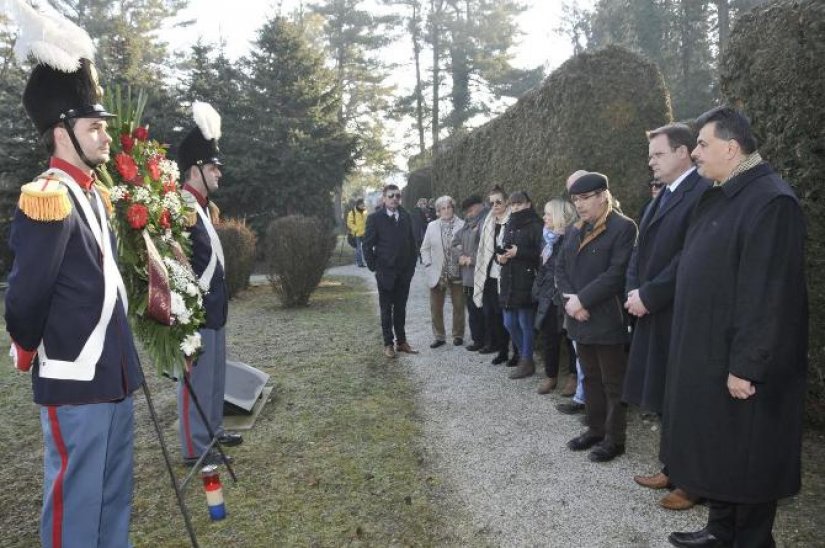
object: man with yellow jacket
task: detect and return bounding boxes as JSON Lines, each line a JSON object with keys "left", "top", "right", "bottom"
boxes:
{"left": 347, "top": 198, "right": 368, "bottom": 267}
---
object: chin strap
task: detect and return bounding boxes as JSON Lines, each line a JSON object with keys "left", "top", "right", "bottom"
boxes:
{"left": 62, "top": 118, "right": 102, "bottom": 170}
{"left": 196, "top": 163, "right": 210, "bottom": 201}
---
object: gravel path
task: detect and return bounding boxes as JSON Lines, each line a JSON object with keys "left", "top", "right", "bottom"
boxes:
{"left": 329, "top": 263, "right": 702, "bottom": 547}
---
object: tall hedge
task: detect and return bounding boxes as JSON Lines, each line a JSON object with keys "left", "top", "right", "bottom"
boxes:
{"left": 430, "top": 45, "right": 672, "bottom": 216}
{"left": 720, "top": 0, "right": 825, "bottom": 427}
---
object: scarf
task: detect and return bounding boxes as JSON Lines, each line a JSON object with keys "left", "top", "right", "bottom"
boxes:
{"left": 575, "top": 200, "right": 613, "bottom": 252}
{"left": 541, "top": 228, "right": 559, "bottom": 264}
{"left": 716, "top": 151, "right": 764, "bottom": 186}
{"left": 473, "top": 208, "right": 510, "bottom": 307}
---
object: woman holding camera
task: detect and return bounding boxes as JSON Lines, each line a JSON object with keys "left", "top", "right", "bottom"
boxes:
{"left": 497, "top": 191, "right": 544, "bottom": 379}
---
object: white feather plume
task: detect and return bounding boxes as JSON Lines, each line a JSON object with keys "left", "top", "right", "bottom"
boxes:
{"left": 192, "top": 101, "right": 221, "bottom": 141}
{"left": 3, "top": 0, "right": 95, "bottom": 72}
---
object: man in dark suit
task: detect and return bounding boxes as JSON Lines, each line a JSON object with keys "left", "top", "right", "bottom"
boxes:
{"left": 623, "top": 123, "right": 711, "bottom": 510}
{"left": 663, "top": 107, "right": 807, "bottom": 548}
{"left": 364, "top": 184, "right": 420, "bottom": 358}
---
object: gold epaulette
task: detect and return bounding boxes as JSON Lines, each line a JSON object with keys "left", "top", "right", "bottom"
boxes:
{"left": 94, "top": 182, "right": 113, "bottom": 216}
{"left": 18, "top": 175, "right": 72, "bottom": 222}
{"left": 208, "top": 201, "right": 221, "bottom": 225}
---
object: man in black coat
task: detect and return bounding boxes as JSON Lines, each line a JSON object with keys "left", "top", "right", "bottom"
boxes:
{"left": 556, "top": 173, "right": 637, "bottom": 463}
{"left": 663, "top": 107, "right": 807, "bottom": 548}
{"left": 623, "top": 123, "right": 710, "bottom": 510}
{"left": 364, "top": 184, "right": 420, "bottom": 359}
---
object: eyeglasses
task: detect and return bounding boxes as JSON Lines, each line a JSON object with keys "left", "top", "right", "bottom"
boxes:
{"left": 489, "top": 199, "right": 503, "bottom": 206}
{"left": 649, "top": 182, "right": 665, "bottom": 190}
{"left": 385, "top": 192, "right": 400, "bottom": 199}
{"left": 648, "top": 150, "right": 675, "bottom": 161}
{"left": 570, "top": 191, "right": 602, "bottom": 204}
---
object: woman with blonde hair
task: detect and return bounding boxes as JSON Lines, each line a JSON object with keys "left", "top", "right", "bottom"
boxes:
{"left": 421, "top": 195, "right": 465, "bottom": 347}
{"left": 533, "top": 198, "right": 578, "bottom": 393}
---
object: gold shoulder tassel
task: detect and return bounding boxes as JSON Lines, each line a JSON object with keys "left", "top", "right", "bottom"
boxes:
{"left": 18, "top": 178, "right": 73, "bottom": 221}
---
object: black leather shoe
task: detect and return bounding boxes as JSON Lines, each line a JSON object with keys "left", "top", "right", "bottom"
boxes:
{"left": 478, "top": 346, "right": 496, "bottom": 354}
{"left": 218, "top": 432, "right": 244, "bottom": 447}
{"left": 491, "top": 354, "right": 508, "bottom": 365}
{"left": 507, "top": 354, "right": 520, "bottom": 367}
{"left": 466, "top": 343, "right": 483, "bottom": 351}
{"left": 430, "top": 340, "right": 446, "bottom": 349}
{"left": 453, "top": 337, "right": 463, "bottom": 346}
{"left": 556, "top": 402, "right": 585, "bottom": 415}
{"left": 668, "top": 528, "right": 729, "bottom": 547}
{"left": 566, "top": 432, "right": 604, "bottom": 451}
{"left": 588, "top": 441, "right": 625, "bottom": 462}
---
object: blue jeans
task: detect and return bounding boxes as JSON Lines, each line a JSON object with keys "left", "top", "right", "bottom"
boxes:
{"left": 502, "top": 307, "right": 536, "bottom": 359}
{"left": 355, "top": 236, "right": 365, "bottom": 266}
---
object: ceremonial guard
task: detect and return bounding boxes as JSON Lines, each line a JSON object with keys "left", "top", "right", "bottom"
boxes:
{"left": 176, "top": 102, "right": 242, "bottom": 466}
{"left": 3, "top": 4, "right": 142, "bottom": 546}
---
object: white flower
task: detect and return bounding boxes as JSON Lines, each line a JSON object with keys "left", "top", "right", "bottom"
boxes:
{"left": 160, "top": 159, "right": 180, "bottom": 184}
{"left": 180, "top": 332, "right": 201, "bottom": 356}
{"left": 170, "top": 291, "right": 186, "bottom": 317}
{"left": 110, "top": 185, "right": 131, "bottom": 203}
{"left": 185, "top": 283, "right": 199, "bottom": 297}
{"left": 133, "top": 186, "right": 151, "bottom": 204}
{"left": 162, "top": 193, "right": 182, "bottom": 214}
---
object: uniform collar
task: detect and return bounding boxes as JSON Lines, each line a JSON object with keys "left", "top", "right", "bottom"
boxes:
{"left": 183, "top": 183, "right": 208, "bottom": 207}
{"left": 49, "top": 157, "right": 94, "bottom": 190}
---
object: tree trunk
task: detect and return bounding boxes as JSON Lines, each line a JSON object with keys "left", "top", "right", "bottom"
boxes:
{"left": 715, "top": 0, "right": 730, "bottom": 53}
{"left": 430, "top": 0, "right": 443, "bottom": 149}
{"left": 411, "top": 2, "right": 426, "bottom": 155}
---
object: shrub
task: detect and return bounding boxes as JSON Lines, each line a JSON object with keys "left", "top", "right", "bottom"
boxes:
{"left": 430, "top": 45, "right": 672, "bottom": 219}
{"left": 264, "top": 215, "right": 336, "bottom": 307}
{"left": 720, "top": 0, "right": 825, "bottom": 427}
{"left": 216, "top": 218, "right": 257, "bottom": 299}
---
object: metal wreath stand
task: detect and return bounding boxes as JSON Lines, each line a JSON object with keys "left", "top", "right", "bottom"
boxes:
{"left": 140, "top": 360, "right": 237, "bottom": 548}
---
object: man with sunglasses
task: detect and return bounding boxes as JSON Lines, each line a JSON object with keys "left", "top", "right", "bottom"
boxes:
{"left": 364, "top": 184, "right": 420, "bottom": 358}
{"left": 623, "top": 123, "right": 710, "bottom": 511}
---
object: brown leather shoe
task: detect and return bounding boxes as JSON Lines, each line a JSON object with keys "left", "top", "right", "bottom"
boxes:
{"left": 396, "top": 341, "right": 419, "bottom": 354}
{"left": 634, "top": 471, "right": 669, "bottom": 490}
{"left": 383, "top": 345, "right": 396, "bottom": 359}
{"left": 560, "top": 374, "right": 577, "bottom": 397}
{"left": 659, "top": 488, "right": 699, "bottom": 511}
{"left": 537, "top": 377, "right": 557, "bottom": 394}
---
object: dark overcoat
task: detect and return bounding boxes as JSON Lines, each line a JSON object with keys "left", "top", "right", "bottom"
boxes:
{"left": 533, "top": 235, "right": 565, "bottom": 330}
{"left": 556, "top": 209, "right": 637, "bottom": 345}
{"left": 363, "top": 206, "right": 418, "bottom": 291}
{"left": 623, "top": 170, "right": 710, "bottom": 413}
{"left": 498, "top": 208, "right": 543, "bottom": 309}
{"left": 660, "top": 163, "right": 807, "bottom": 504}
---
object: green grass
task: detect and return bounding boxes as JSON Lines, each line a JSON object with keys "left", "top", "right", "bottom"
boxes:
{"left": 0, "top": 277, "right": 472, "bottom": 547}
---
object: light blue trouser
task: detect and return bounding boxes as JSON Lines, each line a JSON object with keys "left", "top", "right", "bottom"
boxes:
{"left": 40, "top": 397, "right": 134, "bottom": 548}
{"left": 178, "top": 327, "right": 226, "bottom": 459}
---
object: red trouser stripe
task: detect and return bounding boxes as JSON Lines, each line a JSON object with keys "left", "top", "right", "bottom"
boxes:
{"left": 183, "top": 368, "right": 195, "bottom": 458}
{"left": 47, "top": 407, "right": 68, "bottom": 548}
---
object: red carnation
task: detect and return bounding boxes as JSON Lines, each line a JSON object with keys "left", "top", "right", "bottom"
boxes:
{"left": 115, "top": 153, "right": 140, "bottom": 184}
{"left": 147, "top": 157, "right": 161, "bottom": 182}
{"left": 159, "top": 209, "right": 172, "bottom": 229}
{"left": 132, "top": 126, "right": 149, "bottom": 141}
{"left": 120, "top": 133, "right": 134, "bottom": 153}
{"left": 126, "top": 203, "right": 149, "bottom": 230}
{"left": 162, "top": 180, "right": 177, "bottom": 194}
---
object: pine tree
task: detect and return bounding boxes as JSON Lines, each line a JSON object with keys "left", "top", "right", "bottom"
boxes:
{"left": 227, "top": 17, "right": 356, "bottom": 234}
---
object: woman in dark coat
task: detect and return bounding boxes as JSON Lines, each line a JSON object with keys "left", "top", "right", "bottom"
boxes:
{"left": 497, "top": 191, "right": 543, "bottom": 379}
{"left": 533, "top": 198, "right": 578, "bottom": 394}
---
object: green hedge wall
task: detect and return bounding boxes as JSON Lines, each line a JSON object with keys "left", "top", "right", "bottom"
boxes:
{"left": 430, "top": 45, "right": 672, "bottom": 217}
{"left": 720, "top": 0, "right": 825, "bottom": 427}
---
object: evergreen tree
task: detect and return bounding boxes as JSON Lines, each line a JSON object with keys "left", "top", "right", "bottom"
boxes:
{"left": 227, "top": 17, "right": 356, "bottom": 234}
